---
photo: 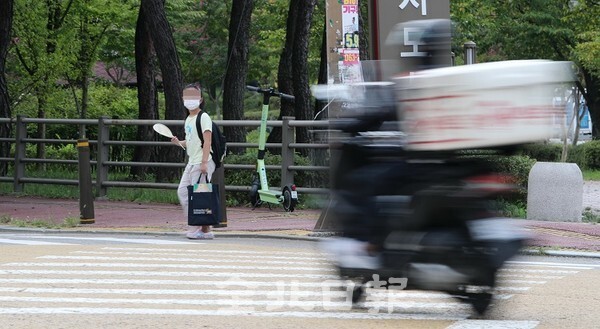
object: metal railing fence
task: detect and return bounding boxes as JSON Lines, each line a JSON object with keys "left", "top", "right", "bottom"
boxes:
{"left": 0, "top": 115, "right": 331, "bottom": 197}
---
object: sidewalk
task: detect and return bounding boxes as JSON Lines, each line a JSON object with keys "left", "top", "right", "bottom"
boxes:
{"left": 1, "top": 194, "right": 599, "bottom": 257}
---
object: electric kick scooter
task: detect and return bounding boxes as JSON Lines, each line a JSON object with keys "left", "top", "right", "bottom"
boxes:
{"left": 246, "top": 85, "right": 299, "bottom": 212}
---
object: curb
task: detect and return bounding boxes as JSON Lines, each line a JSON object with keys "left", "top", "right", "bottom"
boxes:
{"left": 2, "top": 226, "right": 599, "bottom": 259}
{"left": 0, "top": 226, "right": 321, "bottom": 242}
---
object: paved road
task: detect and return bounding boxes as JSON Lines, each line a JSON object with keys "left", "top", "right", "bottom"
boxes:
{"left": 0, "top": 233, "right": 598, "bottom": 328}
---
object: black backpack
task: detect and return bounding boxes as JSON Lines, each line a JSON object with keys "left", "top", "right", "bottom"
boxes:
{"left": 196, "top": 112, "right": 227, "bottom": 168}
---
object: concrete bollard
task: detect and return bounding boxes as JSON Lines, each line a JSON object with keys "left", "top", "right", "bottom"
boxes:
{"left": 527, "top": 162, "right": 583, "bottom": 222}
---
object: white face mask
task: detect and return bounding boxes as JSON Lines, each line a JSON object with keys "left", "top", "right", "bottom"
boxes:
{"left": 184, "top": 99, "right": 200, "bottom": 110}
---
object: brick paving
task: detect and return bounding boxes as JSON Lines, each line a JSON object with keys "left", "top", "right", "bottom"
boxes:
{"left": 1, "top": 190, "right": 599, "bottom": 252}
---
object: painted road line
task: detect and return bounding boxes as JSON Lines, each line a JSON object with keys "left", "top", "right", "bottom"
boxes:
{"left": 0, "top": 287, "right": 349, "bottom": 298}
{"left": 100, "top": 246, "right": 324, "bottom": 257}
{"left": 0, "top": 295, "right": 473, "bottom": 310}
{"left": 493, "top": 287, "right": 531, "bottom": 292}
{"left": 497, "top": 274, "right": 564, "bottom": 280}
{"left": 498, "top": 280, "right": 547, "bottom": 285}
{"left": 18, "top": 236, "right": 196, "bottom": 245}
{"left": 0, "top": 238, "right": 75, "bottom": 246}
{"left": 0, "top": 278, "right": 343, "bottom": 288}
{"left": 500, "top": 268, "right": 579, "bottom": 274}
{"left": 0, "top": 307, "right": 469, "bottom": 320}
{"left": 72, "top": 250, "right": 328, "bottom": 262}
{"left": 507, "top": 260, "right": 599, "bottom": 269}
{"left": 6, "top": 261, "right": 334, "bottom": 272}
{"left": 37, "top": 255, "right": 330, "bottom": 268}
{"left": 0, "top": 269, "right": 340, "bottom": 279}
{"left": 0, "top": 280, "right": 513, "bottom": 300}
{"left": 446, "top": 320, "right": 539, "bottom": 329}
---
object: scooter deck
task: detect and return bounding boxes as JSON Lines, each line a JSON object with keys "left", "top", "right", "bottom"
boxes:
{"left": 258, "top": 189, "right": 283, "bottom": 204}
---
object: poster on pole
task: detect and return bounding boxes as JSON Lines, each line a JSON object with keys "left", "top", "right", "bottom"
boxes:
{"left": 326, "top": 0, "right": 362, "bottom": 85}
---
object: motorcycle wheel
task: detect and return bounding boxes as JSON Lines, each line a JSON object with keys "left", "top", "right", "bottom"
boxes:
{"left": 351, "top": 284, "right": 365, "bottom": 304}
{"left": 467, "top": 292, "right": 493, "bottom": 315}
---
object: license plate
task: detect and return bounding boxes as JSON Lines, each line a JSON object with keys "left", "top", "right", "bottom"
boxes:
{"left": 291, "top": 191, "right": 298, "bottom": 199}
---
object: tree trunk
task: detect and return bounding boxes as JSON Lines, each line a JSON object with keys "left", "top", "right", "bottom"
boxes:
{"left": 358, "top": 0, "right": 370, "bottom": 61}
{"left": 36, "top": 92, "right": 47, "bottom": 171}
{"left": 267, "top": 0, "right": 299, "bottom": 151}
{"left": 141, "top": 0, "right": 185, "bottom": 182}
{"left": 315, "top": 19, "right": 328, "bottom": 119}
{"left": 292, "top": 0, "right": 317, "bottom": 156}
{"left": 79, "top": 74, "right": 89, "bottom": 138}
{"left": 131, "top": 4, "right": 159, "bottom": 181}
{"left": 0, "top": 0, "right": 13, "bottom": 176}
{"left": 222, "top": 0, "right": 254, "bottom": 155}
{"left": 584, "top": 72, "right": 600, "bottom": 140}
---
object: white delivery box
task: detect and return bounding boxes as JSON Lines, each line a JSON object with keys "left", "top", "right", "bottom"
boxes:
{"left": 394, "top": 60, "right": 574, "bottom": 151}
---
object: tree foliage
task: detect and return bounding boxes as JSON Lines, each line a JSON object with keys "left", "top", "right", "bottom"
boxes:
{"left": 451, "top": 0, "right": 600, "bottom": 137}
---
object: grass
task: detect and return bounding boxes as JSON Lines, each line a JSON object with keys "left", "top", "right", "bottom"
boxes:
{"left": 0, "top": 215, "right": 81, "bottom": 229}
{"left": 583, "top": 170, "right": 600, "bottom": 181}
{"left": 582, "top": 208, "right": 600, "bottom": 223}
{"left": 497, "top": 199, "right": 527, "bottom": 219}
{"left": 3, "top": 168, "right": 600, "bottom": 217}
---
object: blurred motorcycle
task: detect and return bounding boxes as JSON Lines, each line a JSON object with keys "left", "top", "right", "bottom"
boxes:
{"left": 322, "top": 105, "right": 528, "bottom": 315}
{"left": 316, "top": 19, "right": 572, "bottom": 315}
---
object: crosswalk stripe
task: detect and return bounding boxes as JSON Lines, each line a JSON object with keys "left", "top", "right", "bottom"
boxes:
{"left": 0, "top": 238, "right": 75, "bottom": 246}
{"left": 0, "top": 279, "right": 516, "bottom": 301}
{"left": 17, "top": 236, "right": 196, "bottom": 245}
{"left": 500, "top": 268, "right": 579, "bottom": 274}
{"left": 0, "top": 286, "right": 349, "bottom": 298}
{"left": 507, "top": 260, "right": 600, "bottom": 269}
{"left": 101, "top": 246, "right": 323, "bottom": 257}
{"left": 0, "top": 307, "right": 468, "bottom": 320}
{"left": 72, "top": 250, "right": 327, "bottom": 261}
{"left": 0, "top": 278, "right": 340, "bottom": 287}
{"left": 0, "top": 295, "right": 472, "bottom": 311}
{"left": 499, "top": 280, "right": 546, "bottom": 285}
{"left": 446, "top": 320, "right": 539, "bottom": 329}
{"left": 0, "top": 269, "right": 339, "bottom": 279}
{"left": 11, "top": 261, "right": 334, "bottom": 272}
{"left": 37, "top": 255, "right": 332, "bottom": 266}
{"left": 497, "top": 274, "right": 564, "bottom": 280}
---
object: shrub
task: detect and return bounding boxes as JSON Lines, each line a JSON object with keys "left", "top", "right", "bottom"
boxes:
{"left": 565, "top": 141, "right": 600, "bottom": 170}
{"left": 567, "top": 143, "right": 587, "bottom": 168}
{"left": 517, "top": 143, "right": 562, "bottom": 162}
{"left": 490, "top": 154, "right": 536, "bottom": 201}
{"left": 582, "top": 140, "right": 600, "bottom": 170}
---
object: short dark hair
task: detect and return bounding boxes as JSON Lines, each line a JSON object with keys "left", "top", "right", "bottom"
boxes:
{"left": 184, "top": 83, "right": 202, "bottom": 93}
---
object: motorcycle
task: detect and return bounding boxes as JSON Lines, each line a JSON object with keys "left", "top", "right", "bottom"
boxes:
{"left": 321, "top": 92, "right": 528, "bottom": 316}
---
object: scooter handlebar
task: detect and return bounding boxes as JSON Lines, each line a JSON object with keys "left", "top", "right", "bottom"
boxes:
{"left": 246, "top": 85, "right": 295, "bottom": 101}
{"left": 279, "top": 92, "right": 295, "bottom": 101}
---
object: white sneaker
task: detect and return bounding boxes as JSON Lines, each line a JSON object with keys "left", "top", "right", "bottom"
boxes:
{"left": 187, "top": 231, "right": 215, "bottom": 240}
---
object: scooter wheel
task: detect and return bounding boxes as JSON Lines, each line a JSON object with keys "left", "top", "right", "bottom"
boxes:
{"left": 249, "top": 181, "right": 261, "bottom": 208}
{"left": 282, "top": 187, "right": 296, "bottom": 212}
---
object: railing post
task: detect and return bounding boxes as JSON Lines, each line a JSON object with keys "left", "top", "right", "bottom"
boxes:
{"left": 96, "top": 116, "right": 110, "bottom": 198}
{"left": 77, "top": 139, "right": 95, "bottom": 224}
{"left": 281, "top": 116, "right": 295, "bottom": 187}
{"left": 13, "top": 115, "right": 26, "bottom": 192}
{"left": 464, "top": 41, "right": 477, "bottom": 65}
